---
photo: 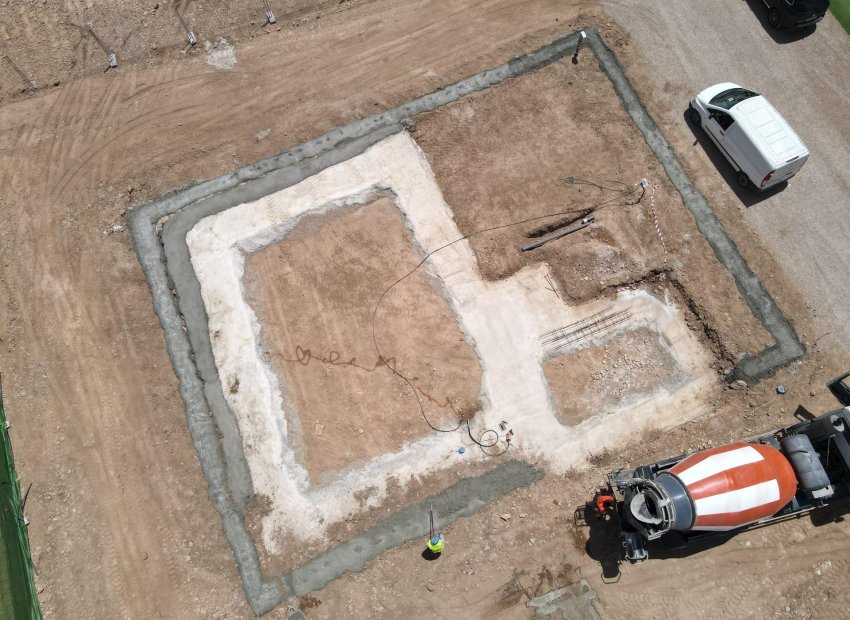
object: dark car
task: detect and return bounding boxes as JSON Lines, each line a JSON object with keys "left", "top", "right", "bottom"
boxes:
{"left": 760, "top": 0, "right": 830, "bottom": 29}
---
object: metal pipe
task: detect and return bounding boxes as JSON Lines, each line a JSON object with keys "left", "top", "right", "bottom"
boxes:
{"left": 87, "top": 27, "right": 118, "bottom": 68}
{"left": 3, "top": 56, "right": 35, "bottom": 89}
{"left": 521, "top": 216, "right": 593, "bottom": 252}
{"left": 174, "top": 5, "right": 197, "bottom": 46}
{"left": 262, "top": 0, "right": 277, "bottom": 24}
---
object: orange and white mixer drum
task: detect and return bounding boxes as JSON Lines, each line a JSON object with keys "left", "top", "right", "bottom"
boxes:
{"left": 668, "top": 442, "right": 798, "bottom": 530}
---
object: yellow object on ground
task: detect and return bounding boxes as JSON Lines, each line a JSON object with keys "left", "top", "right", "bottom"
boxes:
{"left": 427, "top": 535, "right": 444, "bottom": 554}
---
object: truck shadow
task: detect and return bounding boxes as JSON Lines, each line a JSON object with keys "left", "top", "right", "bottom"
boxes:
{"left": 742, "top": 0, "right": 818, "bottom": 43}
{"left": 583, "top": 498, "right": 850, "bottom": 575}
{"left": 808, "top": 498, "right": 850, "bottom": 527}
{"left": 640, "top": 531, "right": 734, "bottom": 560}
{"left": 580, "top": 508, "right": 731, "bottom": 576}
{"left": 682, "top": 107, "right": 787, "bottom": 208}
{"left": 582, "top": 509, "right": 624, "bottom": 582}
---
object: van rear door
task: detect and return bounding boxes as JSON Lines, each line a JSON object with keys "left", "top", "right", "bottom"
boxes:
{"left": 763, "top": 152, "right": 809, "bottom": 189}
{"left": 734, "top": 97, "right": 809, "bottom": 189}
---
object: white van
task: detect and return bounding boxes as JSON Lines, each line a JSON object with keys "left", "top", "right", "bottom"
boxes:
{"left": 689, "top": 82, "right": 809, "bottom": 190}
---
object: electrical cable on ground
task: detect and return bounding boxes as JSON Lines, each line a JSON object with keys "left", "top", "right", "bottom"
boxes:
{"left": 371, "top": 177, "right": 643, "bottom": 455}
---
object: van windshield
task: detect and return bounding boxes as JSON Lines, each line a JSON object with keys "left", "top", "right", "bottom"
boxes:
{"left": 709, "top": 88, "right": 759, "bottom": 110}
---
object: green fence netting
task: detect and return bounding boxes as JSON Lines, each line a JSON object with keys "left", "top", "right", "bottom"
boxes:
{"left": 0, "top": 374, "right": 42, "bottom": 619}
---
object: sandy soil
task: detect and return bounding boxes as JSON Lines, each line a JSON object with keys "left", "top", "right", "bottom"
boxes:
{"left": 0, "top": 0, "right": 847, "bottom": 617}
{"left": 244, "top": 195, "right": 482, "bottom": 484}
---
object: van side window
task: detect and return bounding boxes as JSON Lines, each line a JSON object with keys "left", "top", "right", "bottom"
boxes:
{"left": 712, "top": 110, "right": 734, "bottom": 131}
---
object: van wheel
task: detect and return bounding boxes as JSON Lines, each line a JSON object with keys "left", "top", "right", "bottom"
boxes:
{"left": 688, "top": 106, "right": 701, "bottom": 125}
{"left": 768, "top": 9, "right": 781, "bottom": 29}
{"left": 736, "top": 171, "right": 751, "bottom": 189}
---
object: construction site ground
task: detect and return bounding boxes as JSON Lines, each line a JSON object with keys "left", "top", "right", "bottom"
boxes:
{"left": 0, "top": 1, "right": 848, "bottom": 618}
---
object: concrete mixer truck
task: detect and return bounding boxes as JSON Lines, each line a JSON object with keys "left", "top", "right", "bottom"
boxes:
{"left": 588, "top": 371, "right": 850, "bottom": 562}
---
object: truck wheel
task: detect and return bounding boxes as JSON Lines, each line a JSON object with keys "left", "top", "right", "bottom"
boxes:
{"left": 737, "top": 171, "right": 751, "bottom": 189}
{"left": 768, "top": 9, "right": 781, "bottom": 29}
{"left": 688, "top": 105, "right": 701, "bottom": 125}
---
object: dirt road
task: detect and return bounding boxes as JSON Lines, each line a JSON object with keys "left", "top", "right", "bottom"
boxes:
{"left": 601, "top": 0, "right": 850, "bottom": 359}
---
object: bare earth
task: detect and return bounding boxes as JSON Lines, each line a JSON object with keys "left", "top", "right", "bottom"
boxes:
{"left": 244, "top": 195, "right": 481, "bottom": 484}
{"left": 0, "top": 0, "right": 848, "bottom": 618}
{"left": 0, "top": 2, "right": 595, "bottom": 617}
{"left": 411, "top": 47, "right": 773, "bottom": 362}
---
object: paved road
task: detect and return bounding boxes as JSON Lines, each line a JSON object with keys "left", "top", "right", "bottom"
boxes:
{"left": 601, "top": 0, "right": 850, "bottom": 357}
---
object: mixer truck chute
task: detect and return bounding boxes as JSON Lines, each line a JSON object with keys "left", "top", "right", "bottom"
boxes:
{"left": 590, "top": 373, "right": 850, "bottom": 562}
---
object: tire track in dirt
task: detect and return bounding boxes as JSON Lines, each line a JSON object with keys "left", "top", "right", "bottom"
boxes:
{"left": 69, "top": 349, "right": 139, "bottom": 620}
{"left": 20, "top": 294, "right": 123, "bottom": 616}
{"left": 3, "top": 90, "right": 67, "bottom": 182}
{"left": 61, "top": 70, "right": 231, "bottom": 182}
{"left": 267, "top": 0, "right": 550, "bottom": 107}
{"left": 595, "top": 518, "right": 850, "bottom": 619}
{"left": 189, "top": 0, "right": 565, "bottom": 145}
{"left": 13, "top": 83, "right": 93, "bottom": 190}
{"left": 49, "top": 99, "right": 209, "bottom": 200}
{"left": 39, "top": 90, "right": 86, "bottom": 187}
{"left": 309, "top": 0, "right": 498, "bottom": 76}
{"left": 36, "top": 248, "right": 188, "bottom": 616}
{"left": 12, "top": 210, "right": 182, "bottom": 612}
{"left": 44, "top": 78, "right": 130, "bottom": 194}
{"left": 100, "top": 374, "right": 177, "bottom": 617}
{"left": 11, "top": 194, "right": 143, "bottom": 616}
{"left": 271, "top": 0, "right": 523, "bottom": 94}
{"left": 101, "top": 257, "right": 196, "bottom": 612}
{"left": 9, "top": 70, "right": 166, "bottom": 196}
{"left": 30, "top": 0, "right": 570, "bottom": 203}
{"left": 121, "top": 69, "right": 233, "bottom": 105}
{"left": 89, "top": 77, "right": 127, "bottom": 137}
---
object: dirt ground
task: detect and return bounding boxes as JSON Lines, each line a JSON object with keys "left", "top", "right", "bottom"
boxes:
{"left": 0, "top": 0, "right": 848, "bottom": 618}
{"left": 244, "top": 195, "right": 481, "bottom": 484}
{"left": 0, "top": 0, "right": 388, "bottom": 102}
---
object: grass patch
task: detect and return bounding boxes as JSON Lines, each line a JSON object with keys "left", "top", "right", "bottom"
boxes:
{"left": 0, "top": 526, "right": 13, "bottom": 620}
{"left": 831, "top": 0, "right": 850, "bottom": 34}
